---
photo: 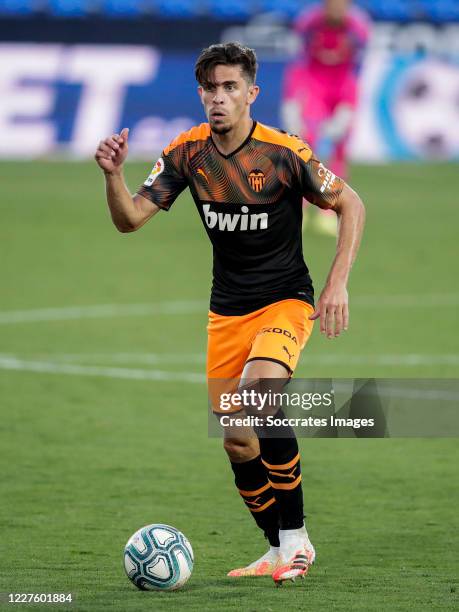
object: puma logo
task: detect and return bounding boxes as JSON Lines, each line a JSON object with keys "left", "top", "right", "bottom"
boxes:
{"left": 197, "top": 168, "right": 209, "bottom": 183}
{"left": 282, "top": 345, "right": 294, "bottom": 362}
{"left": 298, "top": 147, "right": 307, "bottom": 153}
{"left": 269, "top": 469, "right": 297, "bottom": 480}
{"left": 246, "top": 496, "right": 262, "bottom": 507}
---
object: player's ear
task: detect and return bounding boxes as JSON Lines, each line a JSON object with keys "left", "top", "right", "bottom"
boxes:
{"left": 247, "top": 84, "right": 260, "bottom": 106}
{"left": 197, "top": 85, "right": 204, "bottom": 104}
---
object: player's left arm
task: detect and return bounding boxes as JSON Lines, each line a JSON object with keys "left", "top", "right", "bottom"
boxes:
{"left": 309, "top": 182, "right": 365, "bottom": 338}
{"left": 348, "top": 7, "right": 372, "bottom": 74}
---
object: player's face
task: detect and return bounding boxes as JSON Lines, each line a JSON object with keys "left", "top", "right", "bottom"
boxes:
{"left": 324, "top": 0, "right": 349, "bottom": 22}
{"left": 198, "top": 64, "right": 259, "bottom": 135}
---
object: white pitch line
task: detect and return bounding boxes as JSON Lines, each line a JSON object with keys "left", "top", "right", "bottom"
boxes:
{"left": 0, "top": 353, "right": 458, "bottom": 388}
{"left": 0, "top": 356, "right": 206, "bottom": 384}
{"left": 18, "top": 352, "right": 207, "bottom": 365}
{"left": 0, "top": 300, "right": 207, "bottom": 324}
{"left": 0, "top": 357, "right": 457, "bottom": 404}
{"left": 23, "top": 352, "right": 459, "bottom": 367}
{"left": 0, "top": 293, "right": 459, "bottom": 324}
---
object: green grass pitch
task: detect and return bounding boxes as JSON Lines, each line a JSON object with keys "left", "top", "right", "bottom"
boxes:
{"left": 0, "top": 161, "right": 458, "bottom": 611}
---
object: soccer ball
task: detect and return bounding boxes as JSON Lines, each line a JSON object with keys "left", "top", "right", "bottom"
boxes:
{"left": 123, "top": 524, "right": 194, "bottom": 591}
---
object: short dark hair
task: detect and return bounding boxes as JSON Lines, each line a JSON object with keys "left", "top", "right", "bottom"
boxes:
{"left": 195, "top": 42, "right": 258, "bottom": 86}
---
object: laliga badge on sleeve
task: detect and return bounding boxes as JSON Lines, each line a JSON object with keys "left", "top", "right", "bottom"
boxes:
{"left": 144, "top": 157, "right": 165, "bottom": 187}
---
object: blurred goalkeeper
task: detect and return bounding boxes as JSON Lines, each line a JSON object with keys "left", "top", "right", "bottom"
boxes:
{"left": 95, "top": 42, "right": 365, "bottom": 586}
{"left": 281, "top": 0, "right": 370, "bottom": 235}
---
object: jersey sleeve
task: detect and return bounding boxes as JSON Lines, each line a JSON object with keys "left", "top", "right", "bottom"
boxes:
{"left": 348, "top": 7, "right": 371, "bottom": 47}
{"left": 288, "top": 145, "right": 344, "bottom": 210}
{"left": 136, "top": 148, "right": 188, "bottom": 211}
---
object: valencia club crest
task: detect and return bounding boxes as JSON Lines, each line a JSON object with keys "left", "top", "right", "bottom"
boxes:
{"left": 248, "top": 169, "right": 265, "bottom": 192}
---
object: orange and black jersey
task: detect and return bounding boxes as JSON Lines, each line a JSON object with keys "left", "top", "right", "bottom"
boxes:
{"left": 137, "top": 121, "right": 344, "bottom": 316}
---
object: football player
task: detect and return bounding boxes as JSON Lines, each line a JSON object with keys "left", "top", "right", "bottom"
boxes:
{"left": 95, "top": 42, "right": 365, "bottom": 585}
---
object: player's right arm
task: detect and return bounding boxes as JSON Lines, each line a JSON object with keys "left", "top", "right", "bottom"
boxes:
{"left": 95, "top": 128, "right": 161, "bottom": 232}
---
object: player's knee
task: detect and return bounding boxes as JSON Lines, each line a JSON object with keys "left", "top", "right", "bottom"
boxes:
{"left": 223, "top": 437, "right": 259, "bottom": 462}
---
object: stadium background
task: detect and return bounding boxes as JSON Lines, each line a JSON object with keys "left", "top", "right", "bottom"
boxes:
{"left": 1, "top": 1, "right": 458, "bottom": 610}
{"left": 2, "top": 0, "right": 459, "bottom": 160}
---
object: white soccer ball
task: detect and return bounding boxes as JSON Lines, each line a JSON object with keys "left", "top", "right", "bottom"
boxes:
{"left": 123, "top": 524, "right": 194, "bottom": 591}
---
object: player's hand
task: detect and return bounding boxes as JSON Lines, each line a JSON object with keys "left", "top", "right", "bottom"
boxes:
{"left": 94, "top": 128, "right": 129, "bottom": 174}
{"left": 309, "top": 283, "right": 349, "bottom": 338}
